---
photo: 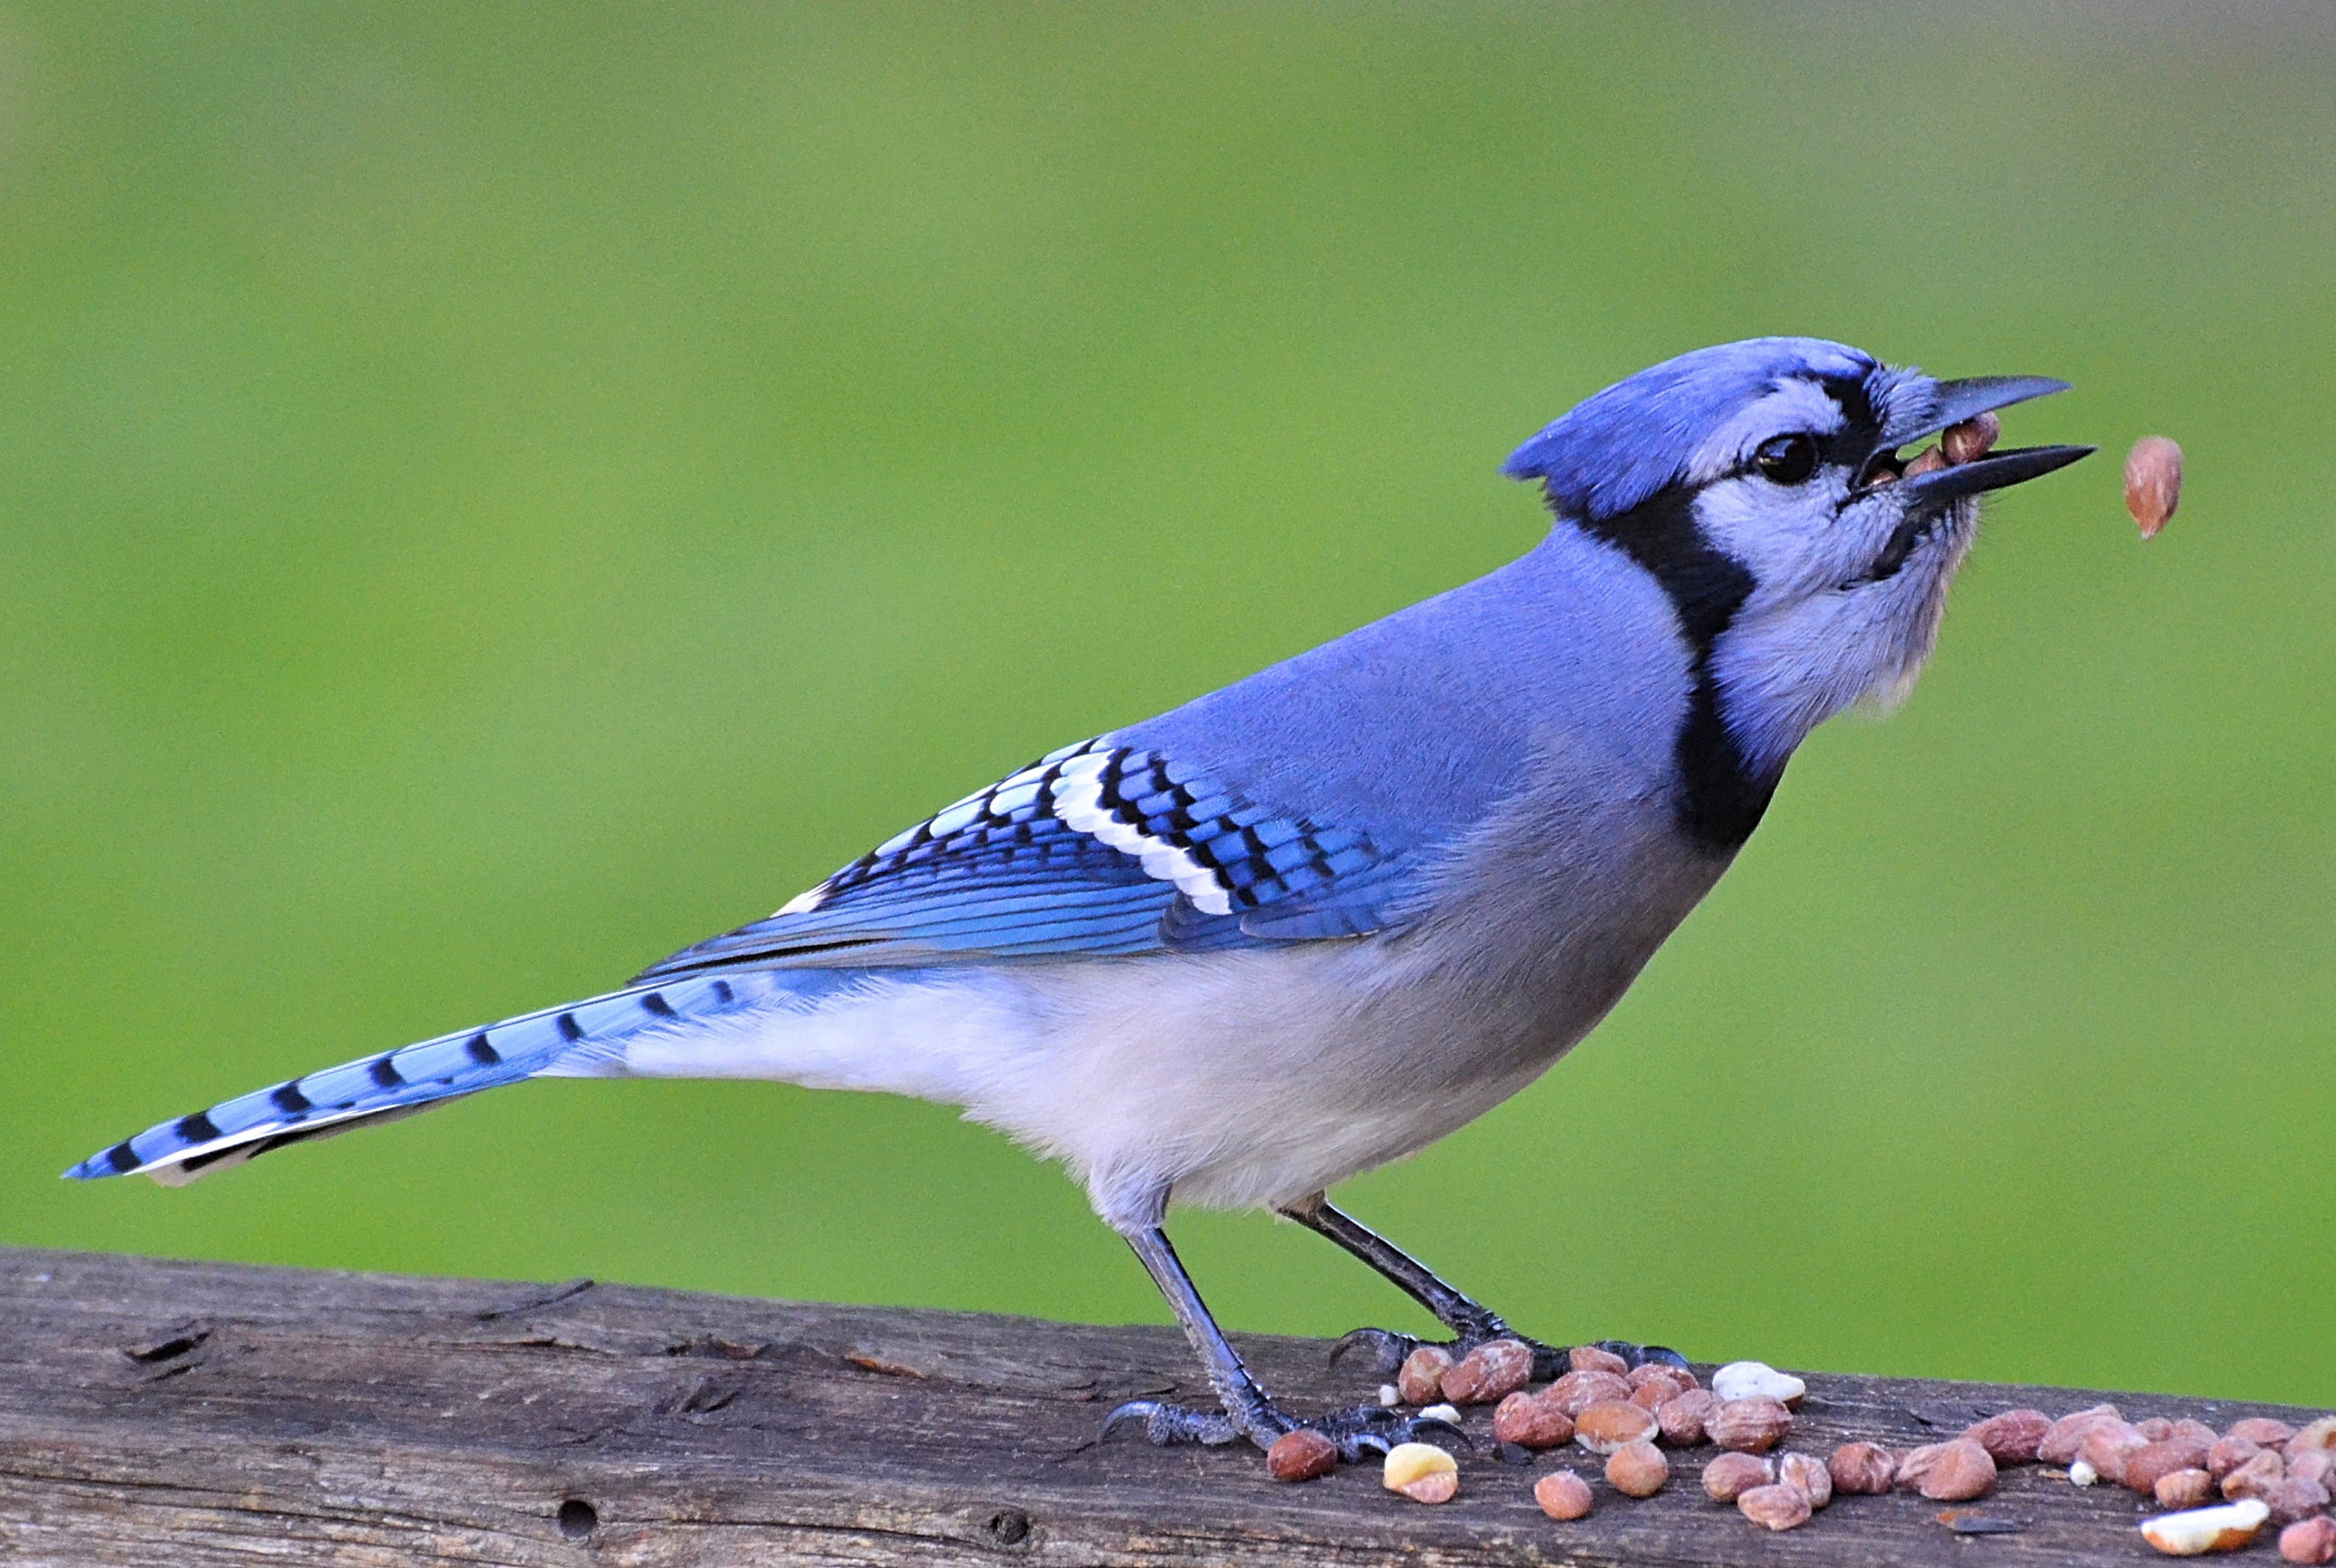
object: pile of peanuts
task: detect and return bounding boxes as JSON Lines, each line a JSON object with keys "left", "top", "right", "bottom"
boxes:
{"left": 2048, "top": 1405, "right": 2336, "bottom": 1561}
{"left": 1263, "top": 1343, "right": 2336, "bottom": 1561}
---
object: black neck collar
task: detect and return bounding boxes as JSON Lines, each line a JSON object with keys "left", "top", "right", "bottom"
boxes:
{"left": 1560, "top": 485, "right": 1777, "bottom": 853}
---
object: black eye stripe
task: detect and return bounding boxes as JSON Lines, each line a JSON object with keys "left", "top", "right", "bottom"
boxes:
{"left": 1819, "top": 372, "right": 1878, "bottom": 433}
{"left": 1747, "top": 376, "right": 1889, "bottom": 479}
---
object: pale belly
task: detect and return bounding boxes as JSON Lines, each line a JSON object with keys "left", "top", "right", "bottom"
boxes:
{"left": 620, "top": 782, "right": 1729, "bottom": 1227}
{"left": 969, "top": 798, "right": 1731, "bottom": 1223}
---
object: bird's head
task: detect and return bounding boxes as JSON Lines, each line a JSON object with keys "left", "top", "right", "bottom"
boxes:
{"left": 1505, "top": 337, "right": 2089, "bottom": 824}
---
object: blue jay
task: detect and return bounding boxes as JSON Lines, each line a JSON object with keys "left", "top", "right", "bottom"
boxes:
{"left": 69, "top": 338, "right": 2090, "bottom": 1462}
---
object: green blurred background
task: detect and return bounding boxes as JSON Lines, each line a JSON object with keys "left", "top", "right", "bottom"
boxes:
{"left": 4, "top": 3, "right": 2331, "bottom": 1408}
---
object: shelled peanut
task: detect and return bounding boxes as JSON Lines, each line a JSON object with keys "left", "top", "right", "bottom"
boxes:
{"left": 1340, "top": 1344, "right": 2333, "bottom": 1556}
{"left": 2125, "top": 436, "right": 2182, "bottom": 538}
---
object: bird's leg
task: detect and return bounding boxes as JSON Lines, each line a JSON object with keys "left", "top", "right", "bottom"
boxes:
{"left": 1100, "top": 1221, "right": 1459, "bottom": 1460}
{"left": 1275, "top": 1192, "right": 1685, "bottom": 1384}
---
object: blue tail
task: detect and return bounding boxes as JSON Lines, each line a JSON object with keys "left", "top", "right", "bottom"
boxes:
{"left": 63, "top": 972, "right": 758, "bottom": 1185}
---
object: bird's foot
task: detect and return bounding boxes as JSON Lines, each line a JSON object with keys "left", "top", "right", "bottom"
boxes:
{"left": 1330, "top": 1326, "right": 1687, "bottom": 1385}
{"left": 1100, "top": 1392, "right": 1465, "bottom": 1460}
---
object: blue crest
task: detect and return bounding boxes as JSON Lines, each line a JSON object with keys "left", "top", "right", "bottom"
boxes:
{"left": 1503, "top": 336, "right": 1887, "bottom": 521}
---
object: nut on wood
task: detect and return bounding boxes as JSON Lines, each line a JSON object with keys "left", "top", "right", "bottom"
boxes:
{"left": 1605, "top": 1439, "right": 1669, "bottom": 1497}
{"left": 1532, "top": 1467, "right": 1593, "bottom": 1520}
{"left": 1382, "top": 1441, "right": 1459, "bottom": 1504}
{"left": 2140, "top": 1497, "right": 2268, "bottom": 1556}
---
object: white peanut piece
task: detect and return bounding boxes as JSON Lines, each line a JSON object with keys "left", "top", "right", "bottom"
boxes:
{"left": 1711, "top": 1361, "right": 1806, "bottom": 1408}
{"left": 2141, "top": 1498, "right": 2269, "bottom": 1556}
{"left": 1383, "top": 1442, "right": 1459, "bottom": 1504}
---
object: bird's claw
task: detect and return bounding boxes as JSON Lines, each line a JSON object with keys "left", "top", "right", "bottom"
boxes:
{"left": 1593, "top": 1339, "right": 1690, "bottom": 1373}
{"left": 1330, "top": 1323, "right": 1567, "bottom": 1379}
{"left": 1100, "top": 1399, "right": 1243, "bottom": 1447}
{"left": 1100, "top": 1397, "right": 1470, "bottom": 1462}
{"left": 1330, "top": 1326, "right": 1688, "bottom": 1385}
{"left": 1323, "top": 1406, "right": 1471, "bottom": 1459}
{"left": 1328, "top": 1325, "right": 1421, "bottom": 1373}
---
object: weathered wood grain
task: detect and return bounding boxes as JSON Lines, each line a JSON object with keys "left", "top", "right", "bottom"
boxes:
{"left": 0, "top": 1246, "right": 2319, "bottom": 1566}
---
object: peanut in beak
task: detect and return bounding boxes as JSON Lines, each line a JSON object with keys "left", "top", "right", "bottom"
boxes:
{"left": 1863, "top": 413, "right": 1999, "bottom": 488}
{"left": 1942, "top": 411, "right": 2002, "bottom": 466}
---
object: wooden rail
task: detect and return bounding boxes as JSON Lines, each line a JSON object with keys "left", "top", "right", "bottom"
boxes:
{"left": 0, "top": 1245, "right": 2320, "bottom": 1565}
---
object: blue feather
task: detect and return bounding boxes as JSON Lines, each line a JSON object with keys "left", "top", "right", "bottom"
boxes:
{"left": 1503, "top": 337, "right": 1895, "bottom": 521}
{"left": 634, "top": 741, "right": 1413, "bottom": 978}
{"left": 63, "top": 972, "right": 768, "bottom": 1183}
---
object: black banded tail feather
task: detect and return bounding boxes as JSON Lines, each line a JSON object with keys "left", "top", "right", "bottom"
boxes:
{"left": 129, "top": 1098, "right": 469, "bottom": 1186}
{"left": 62, "top": 973, "right": 760, "bottom": 1186}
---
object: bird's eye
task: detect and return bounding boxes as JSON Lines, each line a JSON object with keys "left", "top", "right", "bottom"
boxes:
{"left": 1753, "top": 433, "right": 1820, "bottom": 485}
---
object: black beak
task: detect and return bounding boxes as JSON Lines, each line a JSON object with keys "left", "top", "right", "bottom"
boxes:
{"left": 1891, "top": 375, "right": 2071, "bottom": 447}
{"left": 1898, "top": 442, "right": 2095, "bottom": 505}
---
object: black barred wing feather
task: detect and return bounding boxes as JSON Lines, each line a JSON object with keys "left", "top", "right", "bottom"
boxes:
{"left": 634, "top": 739, "right": 1416, "bottom": 979}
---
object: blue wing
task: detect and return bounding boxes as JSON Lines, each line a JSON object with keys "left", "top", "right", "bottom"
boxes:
{"left": 634, "top": 738, "right": 1418, "bottom": 979}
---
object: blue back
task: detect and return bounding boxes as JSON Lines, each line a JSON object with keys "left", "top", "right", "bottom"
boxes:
{"left": 642, "top": 339, "right": 1901, "bottom": 976}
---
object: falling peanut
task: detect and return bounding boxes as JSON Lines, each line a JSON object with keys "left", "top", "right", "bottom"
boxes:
{"left": 2125, "top": 437, "right": 2182, "bottom": 538}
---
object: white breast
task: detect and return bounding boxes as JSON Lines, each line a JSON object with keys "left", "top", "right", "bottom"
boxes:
{"left": 617, "top": 733, "right": 1726, "bottom": 1229}
{"left": 1001, "top": 756, "right": 1723, "bottom": 1223}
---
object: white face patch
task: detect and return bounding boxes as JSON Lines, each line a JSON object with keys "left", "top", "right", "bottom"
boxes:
{"left": 1694, "top": 469, "right": 1979, "bottom": 779}
{"left": 1687, "top": 379, "right": 1847, "bottom": 486}
{"left": 1692, "top": 466, "right": 1864, "bottom": 599}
